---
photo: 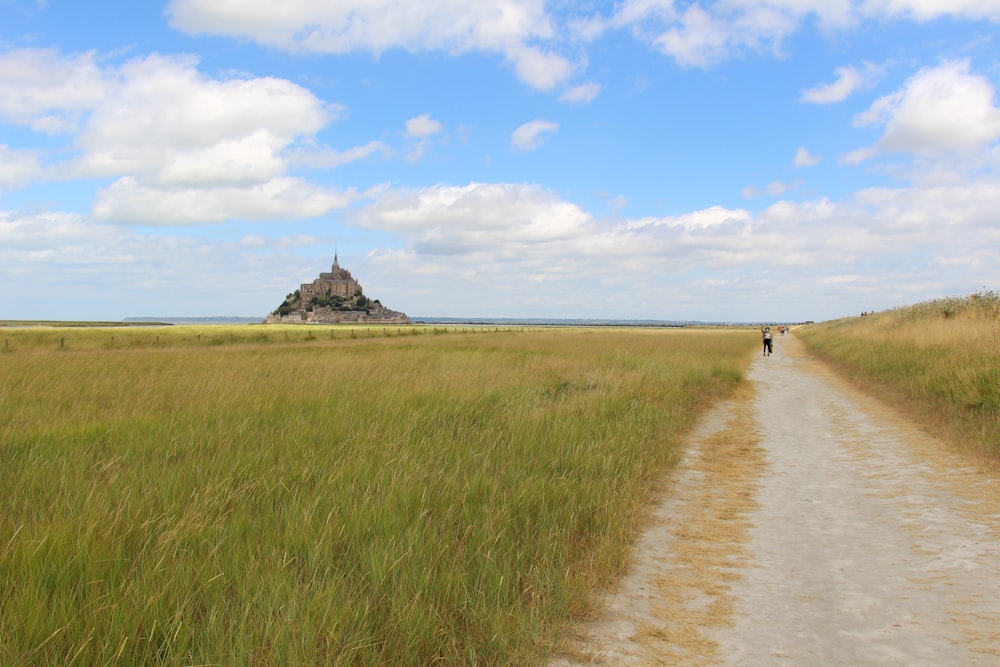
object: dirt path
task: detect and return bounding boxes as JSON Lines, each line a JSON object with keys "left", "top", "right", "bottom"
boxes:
{"left": 552, "top": 333, "right": 1000, "bottom": 665}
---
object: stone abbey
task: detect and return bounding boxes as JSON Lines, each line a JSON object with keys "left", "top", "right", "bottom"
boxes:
{"left": 263, "top": 253, "right": 410, "bottom": 324}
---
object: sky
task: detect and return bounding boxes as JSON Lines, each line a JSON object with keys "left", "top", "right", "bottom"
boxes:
{"left": 2, "top": 1, "right": 999, "bottom": 323}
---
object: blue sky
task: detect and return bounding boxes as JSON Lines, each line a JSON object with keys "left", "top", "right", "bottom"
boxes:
{"left": 2, "top": 0, "right": 999, "bottom": 322}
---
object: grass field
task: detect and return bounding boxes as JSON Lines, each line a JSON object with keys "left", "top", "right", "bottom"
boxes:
{"left": 0, "top": 325, "right": 757, "bottom": 665}
{"left": 796, "top": 292, "right": 1000, "bottom": 464}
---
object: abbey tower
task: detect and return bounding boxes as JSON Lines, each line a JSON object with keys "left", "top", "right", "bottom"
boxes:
{"left": 301, "top": 252, "right": 360, "bottom": 302}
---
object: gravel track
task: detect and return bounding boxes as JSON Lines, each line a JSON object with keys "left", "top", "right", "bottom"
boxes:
{"left": 553, "top": 333, "right": 1000, "bottom": 665}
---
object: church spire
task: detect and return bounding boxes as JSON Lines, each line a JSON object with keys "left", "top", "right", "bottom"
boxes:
{"left": 333, "top": 249, "right": 340, "bottom": 272}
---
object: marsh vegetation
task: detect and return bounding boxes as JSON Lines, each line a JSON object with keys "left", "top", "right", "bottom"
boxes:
{"left": 0, "top": 325, "right": 756, "bottom": 665}
{"left": 796, "top": 292, "right": 1000, "bottom": 464}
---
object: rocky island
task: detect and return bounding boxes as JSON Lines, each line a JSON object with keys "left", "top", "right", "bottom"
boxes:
{"left": 263, "top": 253, "right": 410, "bottom": 324}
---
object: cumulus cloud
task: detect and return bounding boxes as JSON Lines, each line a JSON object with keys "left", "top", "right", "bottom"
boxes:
{"left": 801, "top": 63, "right": 881, "bottom": 104}
{"left": 653, "top": 5, "right": 734, "bottom": 68}
{"left": 0, "top": 208, "right": 322, "bottom": 319}
{"left": 337, "top": 171, "right": 1000, "bottom": 321}
{"left": 574, "top": 0, "right": 1000, "bottom": 70}
{"left": 866, "top": 0, "right": 1000, "bottom": 22}
{"left": 794, "top": 147, "right": 821, "bottom": 167}
{"left": 289, "top": 141, "right": 391, "bottom": 169}
{"left": 152, "top": 0, "right": 1000, "bottom": 93}
{"left": 166, "top": 0, "right": 575, "bottom": 90}
{"left": 839, "top": 145, "right": 877, "bottom": 165}
{"left": 92, "top": 176, "right": 355, "bottom": 225}
{"left": 584, "top": 1, "right": 815, "bottom": 68}
{"left": 854, "top": 59, "right": 1000, "bottom": 158}
{"left": 9, "top": 168, "right": 1000, "bottom": 320}
{"left": 741, "top": 180, "right": 804, "bottom": 198}
{"left": 511, "top": 119, "right": 559, "bottom": 151}
{"left": 634, "top": 205, "right": 752, "bottom": 230}
{"left": 507, "top": 44, "right": 575, "bottom": 90}
{"left": 559, "top": 81, "right": 601, "bottom": 104}
{"left": 0, "top": 209, "right": 100, "bottom": 253}
{"left": 0, "top": 145, "right": 44, "bottom": 190}
{"left": 0, "top": 48, "right": 109, "bottom": 130}
{"left": 401, "top": 114, "right": 445, "bottom": 162}
{"left": 0, "top": 48, "right": 369, "bottom": 224}
{"left": 352, "top": 182, "right": 592, "bottom": 247}
{"left": 71, "top": 54, "right": 329, "bottom": 185}
{"left": 405, "top": 114, "right": 443, "bottom": 138}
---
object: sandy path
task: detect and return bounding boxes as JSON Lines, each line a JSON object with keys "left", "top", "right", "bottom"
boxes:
{"left": 552, "top": 333, "right": 1000, "bottom": 665}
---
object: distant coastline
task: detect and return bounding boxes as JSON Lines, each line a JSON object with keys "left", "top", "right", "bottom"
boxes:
{"left": 410, "top": 317, "right": 701, "bottom": 327}
{"left": 123, "top": 316, "right": 263, "bottom": 325}
{"left": 124, "top": 316, "right": 769, "bottom": 327}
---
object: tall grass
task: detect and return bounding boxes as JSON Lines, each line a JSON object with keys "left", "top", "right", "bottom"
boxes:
{"left": 0, "top": 323, "right": 475, "bottom": 353}
{"left": 796, "top": 292, "right": 1000, "bottom": 463}
{"left": 0, "top": 327, "right": 756, "bottom": 665}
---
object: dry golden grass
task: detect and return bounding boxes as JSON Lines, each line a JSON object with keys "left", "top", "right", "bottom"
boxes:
{"left": 796, "top": 291, "right": 1000, "bottom": 465}
{"left": 0, "top": 325, "right": 759, "bottom": 666}
{"left": 638, "top": 383, "right": 764, "bottom": 666}
{"left": 551, "top": 381, "right": 766, "bottom": 665}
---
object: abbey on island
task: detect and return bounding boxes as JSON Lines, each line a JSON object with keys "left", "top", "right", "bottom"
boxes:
{"left": 263, "top": 253, "right": 410, "bottom": 324}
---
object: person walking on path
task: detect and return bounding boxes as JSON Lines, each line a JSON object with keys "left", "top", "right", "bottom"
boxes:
{"left": 761, "top": 326, "right": 773, "bottom": 356}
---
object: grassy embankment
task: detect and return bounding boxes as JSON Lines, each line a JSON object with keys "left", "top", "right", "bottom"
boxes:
{"left": 796, "top": 292, "right": 1000, "bottom": 464}
{"left": 0, "top": 325, "right": 757, "bottom": 665}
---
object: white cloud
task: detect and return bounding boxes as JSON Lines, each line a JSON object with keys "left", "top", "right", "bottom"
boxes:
{"left": 854, "top": 59, "right": 1000, "bottom": 158}
{"left": 506, "top": 44, "right": 575, "bottom": 90}
{"left": 0, "top": 145, "right": 44, "bottom": 189}
{"left": 640, "top": 205, "right": 752, "bottom": 230}
{"left": 653, "top": 5, "right": 734, "bottom": 68}
{"left": 8, "top": 168, "right": 1000, "bottom": 320}
{"left": 289, "top": 141, "right": 391, "bottom": 169}
{"left": 0, "top": 210, "right": 100, "bottom": 252}
{"left": 839, "top": 145, "right": 877, "bottom": 165}
{"left": 794, "top": 147, "right": 821, "bottom": 167}
{"left": 92, "top": 176, "right": 355, "bottom": 225}
{"left": 0, "top": 48, "right": 108, "bottom": 129}
{"left": 405, "top": 114, "right": 443, "bottom": 138}
{"left": 351, "top": 182, "right": 593, "bottom": 254}
{"left": 577, "top": 0, "right": 1000, "bottom": 70}
{"left": 0, "top": 48, "right": 362, "bottom": 224}
{"left": 338, "top": 172, "right": 1000, "bottom": 321}
{"left": 402, "top": 115, "right": 444, "bottom": 162}
{"left": 166, "top": 0, "right": 576, "bottom": 90}
{"left": 511, "top": 119, "right": 559, "bottom": 151}
{"left": 770, "top": 180, "right": 802, "bottom": 195}
{"left": 742, "top": 180, "right": 804, "bottom": 197}
{"left": 559, "top": 81, "right": 602, "bottom": 104}
{"left": 0, "top": 208, "right": 326, "bottom": 319}
{"left": 612, "top": 1, "right": 816, "bottom": 68}
{"left": 864, "top": 0, "right": 1000, "bottom": 21}
{"left": 801, "top": 63, "right": 881, "bottom": 104}
{"left": 571, "top": 0, "right": 678, "bottom": 41}
{"left": 72, "top": 54, "right": 329, "bottom": 185}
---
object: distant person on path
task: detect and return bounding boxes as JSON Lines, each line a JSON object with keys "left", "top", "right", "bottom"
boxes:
{"left": 761, "top": 326, "right": 773, "bottom": 356}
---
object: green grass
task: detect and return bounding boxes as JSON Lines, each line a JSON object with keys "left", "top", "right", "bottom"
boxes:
{"left": 1, "top": 326, "right": 757, "bottom": 665}
{"left": 0, "top": 320, "right": 161, "bottom": 328}
{"left": 0, "top": 323, "right": 474, "bottom": 353}
{"left": 796, "top": 291, "right": 1000, "bottom": 463}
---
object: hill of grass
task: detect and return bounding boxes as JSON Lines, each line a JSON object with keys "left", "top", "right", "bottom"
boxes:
{"left": 796, "top": 292, "right": 1000, "bottom": 465}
